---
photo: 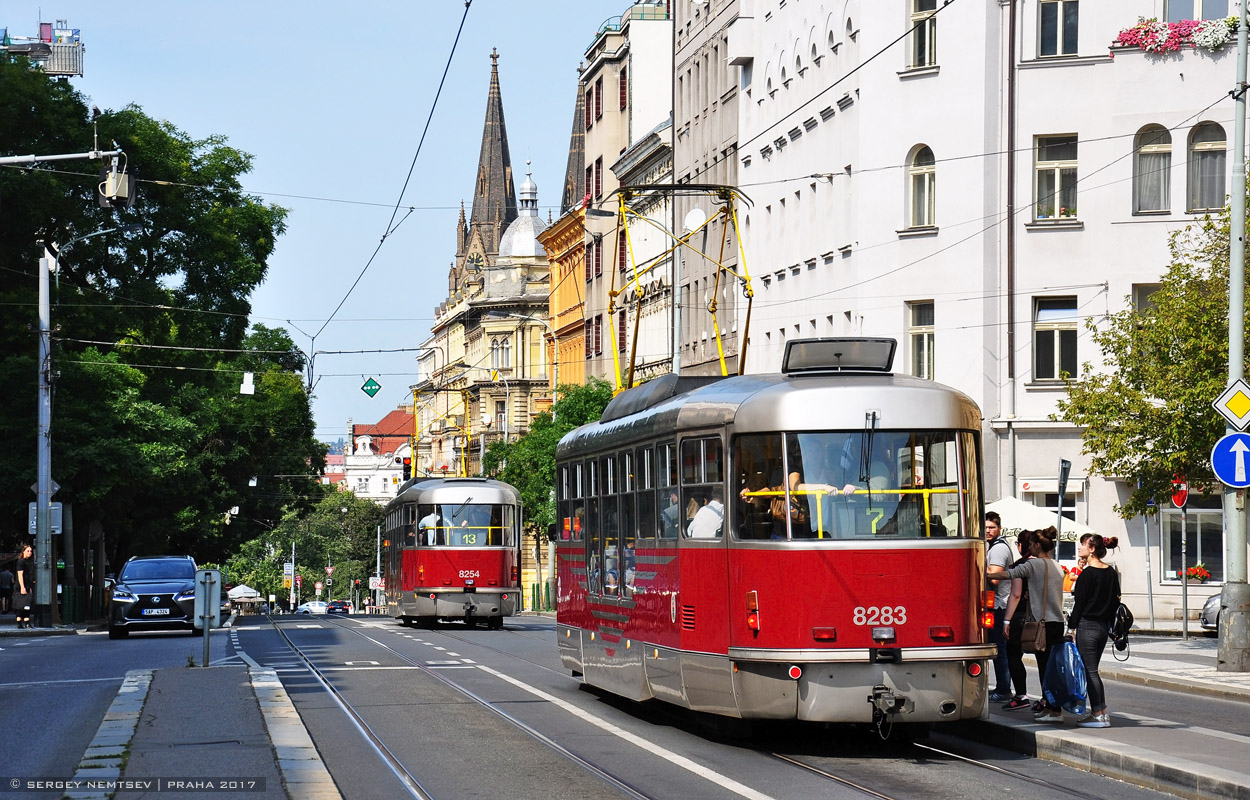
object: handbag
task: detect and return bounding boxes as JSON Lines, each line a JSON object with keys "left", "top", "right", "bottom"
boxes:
{"left": 769, "top": 495, "right": 809, "bottom": 526}
{"left": 1021, "top": 559, "right": 1052, "bottom": 654}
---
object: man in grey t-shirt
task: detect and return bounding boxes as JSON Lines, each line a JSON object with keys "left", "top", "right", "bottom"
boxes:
{"left": 984, "top": 511, "right": 1013, "bottom": 701}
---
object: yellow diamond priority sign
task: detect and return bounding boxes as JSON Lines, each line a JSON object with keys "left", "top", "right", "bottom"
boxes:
{"left": 1213, "top": 378, "right": 1250, "bottom": 430}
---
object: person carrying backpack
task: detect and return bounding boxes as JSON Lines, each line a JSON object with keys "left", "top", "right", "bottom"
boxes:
{"left": 1067, "top": 532, "right": 1121, "bottom": 728}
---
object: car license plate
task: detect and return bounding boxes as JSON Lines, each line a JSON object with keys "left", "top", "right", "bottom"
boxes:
{"left": 141, "top": 608, "right": 170, "bottom": 615}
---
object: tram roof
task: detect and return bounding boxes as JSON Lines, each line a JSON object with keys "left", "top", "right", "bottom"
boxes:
{"left": 388, "top": 476, "right": 521, "bottom": 509}
{"left": 557, "top": 370, "right": 981, "bottom": 457}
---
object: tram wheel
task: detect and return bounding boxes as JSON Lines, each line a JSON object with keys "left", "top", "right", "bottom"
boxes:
{"left": 487, "top": 616, "right": 503, "bottom": 630}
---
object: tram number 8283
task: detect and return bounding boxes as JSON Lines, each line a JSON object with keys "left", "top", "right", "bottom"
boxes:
{"left": 853, "top": 606, "right": 908, "bottom": 625}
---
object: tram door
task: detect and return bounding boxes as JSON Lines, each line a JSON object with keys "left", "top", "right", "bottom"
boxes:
{"left": 677, "top": 436, "right": 729, "bottom": 654}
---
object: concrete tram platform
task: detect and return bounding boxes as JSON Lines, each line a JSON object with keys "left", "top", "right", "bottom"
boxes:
{"left": 957, "top": 627, "right": 1250, "bottom": 800}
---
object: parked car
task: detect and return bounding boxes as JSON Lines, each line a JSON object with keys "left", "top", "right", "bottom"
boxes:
{"left": 295, "top": 601, "right": 328, "bottom": 615}
{"left": 327, "top": 600, "right": 352, "bottom": 615}
{"left": 108, "top": 555, "right": 199, "bottom": 639}
{"left": 1200, "top": 593, "right": 1221, "bottom": 631}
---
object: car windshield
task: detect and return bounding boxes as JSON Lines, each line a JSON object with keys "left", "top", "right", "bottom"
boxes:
{"left": 120, "top": 560, "right": 195, "bottom": 581}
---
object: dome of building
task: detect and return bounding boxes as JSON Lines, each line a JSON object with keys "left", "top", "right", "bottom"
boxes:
{"left": 498, "top": 161, "right": 549, "bottom": 259}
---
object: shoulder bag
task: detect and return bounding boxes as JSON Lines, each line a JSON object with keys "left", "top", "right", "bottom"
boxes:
{"left": 1021, "top": 560, "right": 1051, "bottom": 654}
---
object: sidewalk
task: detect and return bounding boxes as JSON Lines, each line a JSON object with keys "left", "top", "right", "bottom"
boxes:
{"left": 955, "top": 623, "right": 1250, "bottom": 800}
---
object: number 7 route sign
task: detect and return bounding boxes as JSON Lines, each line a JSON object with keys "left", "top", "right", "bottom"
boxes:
{"left": 1211, "top": 432, "right": 1250, "bottom": 488}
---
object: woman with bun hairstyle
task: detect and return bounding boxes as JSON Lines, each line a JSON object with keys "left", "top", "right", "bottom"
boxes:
{"left": 1001, "top": 526, "right": 1065, "bottom": 722}
{"left": 1067, "top": 533, "right": 1121, "bottom": 728}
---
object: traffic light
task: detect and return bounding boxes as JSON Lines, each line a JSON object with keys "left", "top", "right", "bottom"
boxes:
{"left": 402, "top": 456, "right": 412, "bottom": 480}
{"left": 354, "top": 579, "right": 362, "bottom": 590}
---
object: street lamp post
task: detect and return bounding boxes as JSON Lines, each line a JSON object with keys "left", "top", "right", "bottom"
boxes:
{"left": 33, "top": 225, "right": 137, "bottom": 626}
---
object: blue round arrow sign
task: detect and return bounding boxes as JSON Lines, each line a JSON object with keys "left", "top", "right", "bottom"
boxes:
{"left": 1210, "top": 432, "right": 1250, "bottom": 489}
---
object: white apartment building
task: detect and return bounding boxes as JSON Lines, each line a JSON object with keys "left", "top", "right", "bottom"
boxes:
{"left": 730, "top": 0, "right": 1240, "bottom": 621}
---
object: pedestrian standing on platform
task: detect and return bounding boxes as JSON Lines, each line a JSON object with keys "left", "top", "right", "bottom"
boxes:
{"left": 0, "top": 563, "right": 12, "bottom": 614}
{"left": 1068, "top": 533, "right": 1120, "bottom": 728}
{"left": 983, "top": 511, "right": 1013, "bottom": 703}
{"left": 14, "top": 544, "right": 34, "bottom": 629}
{"left": 1002, "top": 526, "right": 1065, "bottom": 722}
{"left": 1000, "top": 529, "right": 1036, "bottom": 711}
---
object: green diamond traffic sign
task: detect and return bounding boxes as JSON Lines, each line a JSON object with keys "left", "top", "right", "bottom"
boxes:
{"left": 1213, "top": 378, "right": 1250, "bottom": 430}
{"left": 361, "top": 377, "right": 382, "bottom": 398}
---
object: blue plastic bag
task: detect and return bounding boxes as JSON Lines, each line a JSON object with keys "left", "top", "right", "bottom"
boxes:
{"left": 1043, "top": 640, "right": 1088, "bottom": 715}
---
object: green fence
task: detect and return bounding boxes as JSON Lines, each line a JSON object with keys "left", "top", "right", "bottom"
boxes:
{"left": 529, "top": 582, "right": 553, "bottom": 612}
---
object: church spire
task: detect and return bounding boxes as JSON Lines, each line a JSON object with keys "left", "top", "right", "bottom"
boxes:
{"left": 560, "top": 66, "right": 587, "bottom": 215}
{"left": 468, "top": 47, "right": 517, "bottom": 256}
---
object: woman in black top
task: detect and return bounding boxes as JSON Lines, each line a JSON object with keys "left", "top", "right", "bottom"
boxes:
{"left": 14, "top": 544, "right": 34, "bottom": 629}
{"left": 1068, "top": 533, "right": 1121, "bottom": 728}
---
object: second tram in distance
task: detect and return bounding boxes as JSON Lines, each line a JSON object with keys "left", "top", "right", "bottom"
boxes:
{"left": 382, "top": 477, "right": 522, "bottom": 629}
{"left": 553, "top": 338, "right": 996, "bottom": 727}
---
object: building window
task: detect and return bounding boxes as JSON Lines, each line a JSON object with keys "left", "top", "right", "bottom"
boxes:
{"left": 1134, "top": 125, "right": 1172, "bottom": 213}
{"left": 495, "top": 400, "right": 506, "bottom": 431}
{"left": 908, "top": 145, "right": 936, "bottom": 228}
{"left": 909, "top": 0, "right": 938, "bottom": 68}
{"left": 593, "top": 235, "right": 603, "bottom": 277}
{"left": 1163, "top": 496, "right": 1224, "bottom": 582}
{"left": 1188, "top": 122, "right": 1227, "bottom": 213}
{"left": 594, "top": 314, "right": 603, "bottom": 355}
{"left": 490, "top": 339, "right": 501, "bottom": 370}
{"left": 585, "top": 86, "right": 594, "bottom": 130}
{"left": 1039, "top": 0, "right": 1078, "bottom": 57}
{"left": 1034, "top": 135, "right": 1078, "bottom": 219}
{"left": 500, "top": 337, "right": 511, "bottom": 368}
{"left": 584, "top": 320, "right": 592, "bottom": 359}
{"left": 1132, "top": 283, "right": 1162, "bottom": 313}
{"left": 1034, "top": 297, "right": 1078, "bottom": 380}
{"left": 618, "top": 230, "right": 628, "bottom": 273}
{"left": 618, "top": 310, "right": 627, "bottom": 353}
{"left": 908, "top": 301, "right": 935, "bottom": 380}
{"left": 1167, "top": 0, "right": 1229, "bottom": 22}
{"left": 585, "top": 239, "right": 594, "bottom": 282}
{"left": 594, "top": 156, "right": 604, "bottom": 199}
{"left": 595, "top": 76, "right": 603, "bottom": 119}
{"left": 619, "top": 66, "right": 628, "bottom": 110}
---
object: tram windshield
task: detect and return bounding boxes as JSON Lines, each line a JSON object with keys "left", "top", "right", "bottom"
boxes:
{"left": 735, "top": 430, "right": 980, "bottom": 540}
{"left": 413, "top": 502, "right": 515, "bottom": 547}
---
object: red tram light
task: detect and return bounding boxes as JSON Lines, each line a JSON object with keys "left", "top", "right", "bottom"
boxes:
{"left": 983, "top": 591, "right": 995, "bottom": 609}
{"left": 929, "top": 625, "right": 955, "bottom": 642}
{"left": 511, "top": 566, "right": 518, "bottom": 583}
{"left": 746, "top": 612, "right": 760, "bottom": 631}
{"left": 787, "top": 665, "right": 803, "bottom": 680}
{"left": 966, "top": 662, "right": 983, "bottom": 678}
{"left": 745, "top": 590, "right": 758, "bottom": 611}
{"left": 811, "top": 627, "right": 837, "bottom": 641}
{"left": 418, "top": 564, "right": 424, "bottom": 582}
{"left": 980, "top": 610, "right": 996, "bottom": 629}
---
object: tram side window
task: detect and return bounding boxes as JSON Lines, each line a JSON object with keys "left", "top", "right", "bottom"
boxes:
{"left": 619, "top": 452, "right": 636, "bottom": 595}
{"left": 735, "top": 434, "right": 786, "bottom": 540}
{"left": 681, "top": 437, "right": 725, "bottom": 539}
{"left": 657, "top": 442, "right": 680, "bottom": 540}
{"left": 572, "top": 462, "right": 585, "bottom": 541}
{"left": 600, "top": 455, "right": 619, "bottom": 597}
{"left": 636, "top": 446, "right": 656, "bottom": 541}
{"left": 557, "top": 464, "right": 573, "bottom": 541}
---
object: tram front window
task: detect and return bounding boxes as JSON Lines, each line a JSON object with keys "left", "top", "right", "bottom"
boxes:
{"left": 416, "top": 503, "right": 513, "bottom": 546}
{"left": 735, "top": 431, "right": 974, "bottom": 540}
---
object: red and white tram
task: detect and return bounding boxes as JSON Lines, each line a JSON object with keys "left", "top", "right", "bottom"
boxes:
{"left": 554, "top": 338, "right": 995, "bottom": 726}
{"left": 383, "top": 477, "right": 522, "bottom": 629}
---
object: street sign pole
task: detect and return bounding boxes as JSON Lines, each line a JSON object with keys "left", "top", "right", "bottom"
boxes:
{"left": 1173, "top": 475, "right": 1190, "bottom": 641}
{"left": 1222, "top": 1, "right": 1250, "bottom": 672}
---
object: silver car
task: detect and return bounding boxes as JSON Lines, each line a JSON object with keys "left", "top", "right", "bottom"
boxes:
{"left": 1200, "top": 593, "right": 1221, "bottom": 631}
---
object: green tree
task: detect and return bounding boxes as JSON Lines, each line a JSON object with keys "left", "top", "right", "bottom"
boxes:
{"left": 1057, "top": 200, "right": 1246, "bottom": 518}
{"left": 483, "top": 378, "right": 613, "bottom": 531}
{"left": 0, "top": 56, "right": 316, "bottom": 565}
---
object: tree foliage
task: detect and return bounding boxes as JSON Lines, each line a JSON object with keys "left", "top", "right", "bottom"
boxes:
{"left": 0, "top": 56, "right": 321, "bottom": 566}
{"left": 1057, "top": 198, "right": 1245, "bottom": 518}
{"left": 482, "top": 378, "right": 614, "bottom": 531}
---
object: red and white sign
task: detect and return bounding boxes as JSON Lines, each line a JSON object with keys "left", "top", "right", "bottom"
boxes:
{"left": 1171, "top": 474, "right": 1188, "bottom": 509}
{"left": 325, "top": 566, "right": 335, "bottom": 576}
{"left": 295, "top": 575, "right": 302, "bottom": 586}
{"left": 315, "top": 581, "right": 323, "bottom": 590}
{"left": 368, "top": 576, "right": 384, "bottom": 590}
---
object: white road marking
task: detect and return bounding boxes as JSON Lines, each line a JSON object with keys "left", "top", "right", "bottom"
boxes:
{"left": 476, "top": 665, "right": 775, "bottom": 800}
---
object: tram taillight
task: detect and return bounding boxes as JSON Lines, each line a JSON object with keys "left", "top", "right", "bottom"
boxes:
{"left": 511, "top": 566, "right": 518, "bottom": 583}
{"left": 745, "top": 590, "right": 760, "bottom": 632}
{"left": 417, "top": 564, "right": 424, "bottom": 582}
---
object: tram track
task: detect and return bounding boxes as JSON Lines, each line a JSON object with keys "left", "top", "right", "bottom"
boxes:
{"left": 268, "top": 614, "right": 662, "bottom": 800}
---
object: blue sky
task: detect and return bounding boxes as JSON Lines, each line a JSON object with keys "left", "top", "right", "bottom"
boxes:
{"left": 5, "top": 1, "right": 624, "bottom": 441}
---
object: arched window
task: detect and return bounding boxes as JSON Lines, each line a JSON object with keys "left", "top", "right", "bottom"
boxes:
{"left": 490, "top": 339, "right": 501, "bottom": 370}
{"left": 1133, "top": 125, "right": 1171, "bottom": 213}
{"left": 1188, "top": 122, "right": 1227, "bottom": 213}
{"left": 909, "top": 146, "right": 936, "bottom": 228}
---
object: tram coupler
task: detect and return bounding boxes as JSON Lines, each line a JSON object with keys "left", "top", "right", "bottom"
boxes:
{"left": 869, "top": 685, "right": 905, "bottom": 716}
{"left": 463, "top": 601, "right": 477, "bottom": 627}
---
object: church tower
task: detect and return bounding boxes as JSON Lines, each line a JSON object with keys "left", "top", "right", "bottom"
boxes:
{"left": 457, "top": 48, "right": 518, "bottom": 278}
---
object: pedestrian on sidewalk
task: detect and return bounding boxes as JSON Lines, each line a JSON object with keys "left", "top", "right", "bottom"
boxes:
{"left": 1000, "top": 529, "right": 1036, "bottom": 711}
{"left": 0, "top": 563, "right": 12, "bottom": 614}
{"left": 14, "top": 544, "right": 34, "bottom": 629}
{"left": 1068, "top": 533, "right": 1120, "bottom": 729}
{"left": 1003, "top": 527, "right": 1065, "bottom": 723}
{"left": 984, "top": 511, "right": 1013, "bottom": 703}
